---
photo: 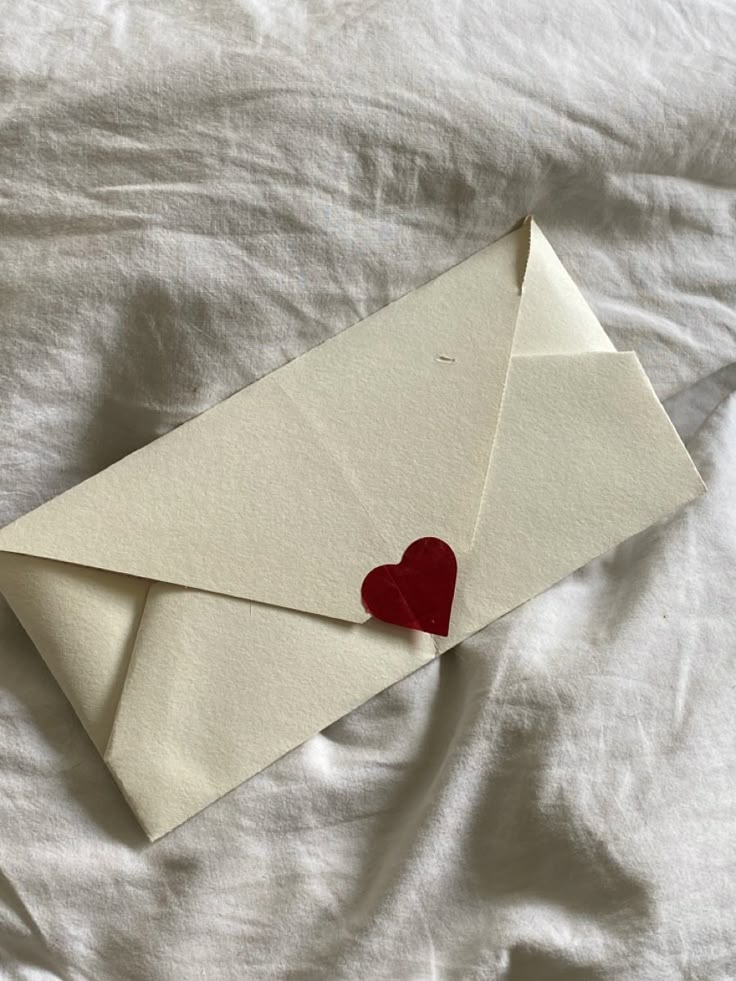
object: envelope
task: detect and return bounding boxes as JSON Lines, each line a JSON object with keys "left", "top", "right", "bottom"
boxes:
{"left": 0, "top": 218, "right": 705, "bottom": 840}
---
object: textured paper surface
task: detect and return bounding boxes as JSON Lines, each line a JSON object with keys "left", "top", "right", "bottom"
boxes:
{"left": 0, "top": 220, "right": 705, "bottom": 839}
{"left": 105, "top": 587, "right": 436, "bottom": 837}
{"left": 0, "top": 555, "right": 147, "bottom": 752}
{"left": 439, "top": 352, "right": 704, "bottom": 652}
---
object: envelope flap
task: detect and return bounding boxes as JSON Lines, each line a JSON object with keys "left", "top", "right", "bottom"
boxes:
{"left": 0, "top": 225, "right": 526, "bottom": 623}
{"left": 513, "top": 219, "right": 615, "bottom": 356}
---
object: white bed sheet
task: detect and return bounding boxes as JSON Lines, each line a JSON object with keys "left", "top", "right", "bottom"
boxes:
{"left": 1, "top": 1, "right": 735, "bottom": 978}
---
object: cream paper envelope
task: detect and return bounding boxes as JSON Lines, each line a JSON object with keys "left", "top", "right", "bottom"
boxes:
{"left": 0, "top": 219, "right": 704, "bottom": 840}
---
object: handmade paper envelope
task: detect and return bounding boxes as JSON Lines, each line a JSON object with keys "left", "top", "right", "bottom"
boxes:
{"left": 0, "top": 219, "right": 704, "bottom": 840}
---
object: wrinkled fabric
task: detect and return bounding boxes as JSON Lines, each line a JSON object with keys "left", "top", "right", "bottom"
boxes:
{"left": 1, "top": 1, "right": 735, "bottom": 979}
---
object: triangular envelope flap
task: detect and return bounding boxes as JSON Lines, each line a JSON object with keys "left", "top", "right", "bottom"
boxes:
{"left": 439, "top": 351, "right": 705, "bottom": 652}
{"left": 105, "top": 584, "right": 436, "bottom": 840}
{"left": 513, "top": 218, "right": 615, "bottom": 356}
{"left": 0, "top": 553, "right": 148, "bottom": 752}
{"left": 0, "top": 227, "right": 524, "bottom": 623}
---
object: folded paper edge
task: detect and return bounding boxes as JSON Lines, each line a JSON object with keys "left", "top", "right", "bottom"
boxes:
{"left": 437, "top": 350, "right": 706, "bottom": 655}
{"left": 103, "top": 596, "right": 438, "bottom": 841}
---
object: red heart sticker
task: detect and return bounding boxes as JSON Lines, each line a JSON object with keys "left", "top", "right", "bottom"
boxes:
{"left": 361, "top": 537, "right": 457, "bottom": 637}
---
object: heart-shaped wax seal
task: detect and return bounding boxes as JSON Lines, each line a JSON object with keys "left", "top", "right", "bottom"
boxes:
{"left": 361, "top": 537, "right": 457, "bottom": 636}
